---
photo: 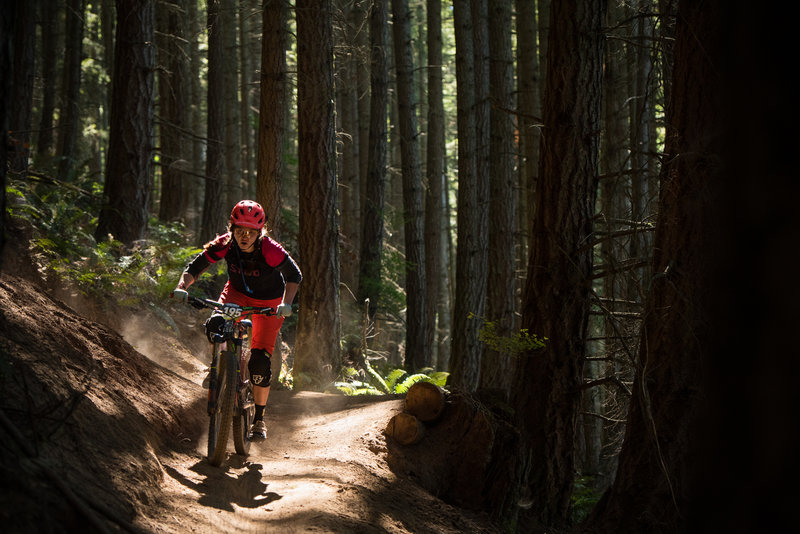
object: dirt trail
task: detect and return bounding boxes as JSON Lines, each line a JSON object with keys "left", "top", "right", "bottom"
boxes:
{"left": 148, "top": 390, "right": 468, "bottom": 534}
{"left": 0, "top": 270, "right": 501, "bottom": 534}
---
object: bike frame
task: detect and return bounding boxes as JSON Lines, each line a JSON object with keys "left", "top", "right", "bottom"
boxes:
{"left": 174, "top": 290, "right": 275, "bottom": 466}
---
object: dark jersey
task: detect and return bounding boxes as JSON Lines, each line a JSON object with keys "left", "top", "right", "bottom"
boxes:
{"left": 185, "top": 233, "right": 302, "bottom": 300}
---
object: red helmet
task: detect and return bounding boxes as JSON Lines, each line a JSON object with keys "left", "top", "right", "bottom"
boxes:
{"left": 230, "top": 200, "right": 266, "bottom": 230}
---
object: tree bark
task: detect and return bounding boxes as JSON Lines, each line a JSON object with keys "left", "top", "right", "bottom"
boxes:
{"left": 36, "top": 0, "right": 58, "bottom": 157}
{"left": 221, "top": 0, "right": 240, "bottom": 210}
{"left": 200, "top": 0, "right": 225, "bottom": 242}
{"left": 257, "top": 0, "right": 288, "bottom": 237}
{"left": 0, "top": 0, "right": 13, "bottom": 271}
{"left": 627, "top": 0, "right": 654, "bottom": 296}
{"left": 391, "top": 0, "right": 428, "bottom": 372}
{"left": 449, "top": 0, "right": 486, "bottom": 392}
{"left": 335, "top": 0, "right": 362, "bottom": 293}
{"left": 57, "top": 0, "right": 85, "bottom": 183}
{"left": 9, "top": 0, "right": 36, "bottom": 174}
{"left": 583, "top": 2, "right": 731, "bottom": 531}
{"left": 592, "top": 0, "right": 632, "bottom": 491}
{"left": 293, "top": 0, "right": 341, "bottom": 388}
{"left": 157, "top": 0, "right": 188, "bottom": 222}
{"left": 515, "top": 0, "right": 541, "bottom": 274}
{"left": 187, "top": 0, "right": 204, "bottom": 234}
{"left": 357, "top": 0, "right": 388, "bottom": 321}
{"left": 424, "top": 0, "right": 445, "bottom": 369}
{"left": 481, "top": 0, "right": 516, "bottom": 394}
{"left": 238, "top": 0, "right": 254, "bottom": 198}
{"left": 512, "top": 0, "right": 606, "bottom": 528}
{"left": 95, "top": 0, "right": 155, "bottom": 246}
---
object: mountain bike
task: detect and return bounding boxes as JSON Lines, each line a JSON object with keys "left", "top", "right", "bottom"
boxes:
{"left": 172, "top": 289, "right": 275, "bottom": 467}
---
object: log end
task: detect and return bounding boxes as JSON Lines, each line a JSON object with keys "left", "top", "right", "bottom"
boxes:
{"left": 385, "top": 412, "right": 425, "bottom": 446}
{"left": 404, "top": 381, "right": 446, "bottom": 422}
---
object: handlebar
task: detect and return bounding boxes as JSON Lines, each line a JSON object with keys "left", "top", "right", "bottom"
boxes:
{"left": 171, "top": 289, "right": 275, "bottom": 318}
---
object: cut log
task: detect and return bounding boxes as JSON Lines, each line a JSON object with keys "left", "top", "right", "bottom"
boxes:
{"left": 404, "top": 381, "right": 446, "bottom": 422}
{"left": 385, "top": 412, "right": 425, "bottom": 445}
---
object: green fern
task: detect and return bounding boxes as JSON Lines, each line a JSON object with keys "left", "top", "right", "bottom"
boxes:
{"left": 395, "top": 373, "right": 434, "bottom": 394}
{"left": 385, "top": 368, "right": 408, "bottom": 391}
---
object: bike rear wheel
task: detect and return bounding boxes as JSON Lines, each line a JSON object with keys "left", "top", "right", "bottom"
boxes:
{"left": 207, "top": 349, "right": 236, "bottom": 466}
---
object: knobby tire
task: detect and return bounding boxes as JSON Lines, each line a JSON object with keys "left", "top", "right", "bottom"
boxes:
{"left": 207, "top": 348, "right": 236, "bottom": 466}
{"left": 232, "top": 347, "right": 253, "bottom": 455}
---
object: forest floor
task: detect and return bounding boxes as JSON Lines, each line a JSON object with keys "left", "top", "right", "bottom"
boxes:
{"left": 0, "top": 241, "right": 504, "bottom": 533}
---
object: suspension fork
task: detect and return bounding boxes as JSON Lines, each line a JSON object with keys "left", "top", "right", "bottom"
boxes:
{"left": 207, "top": 343, "right": 221, "bottom": 415}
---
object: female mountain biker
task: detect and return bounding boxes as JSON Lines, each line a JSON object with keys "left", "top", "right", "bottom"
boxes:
{"left": 174, "top": 200, "right": 301, "bottom": 439}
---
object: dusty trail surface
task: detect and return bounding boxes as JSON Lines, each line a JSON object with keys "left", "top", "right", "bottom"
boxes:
{"left": 152, "top": 390, "right": 474, "bottom": 534}
{"left": 0, "top": 269, "right": 501, "bottom": 534}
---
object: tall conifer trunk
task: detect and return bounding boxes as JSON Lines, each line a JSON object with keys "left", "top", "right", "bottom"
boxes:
{"left": 584, "top": 2, "right": 727, "bottom": 531}
{"left": 200, "top": 0, "right": 225, "bottom": 242}
{"left": 293, "top": 0, "right": 341, "bottom": 388}
{"left": 391, "top": 0, "right": 428, "bottom": 371}
{"left": 512, "top": 0, "right": 606, "bottom": 528}
{"left": 95, "top": 0, "right": 155, "bottom": 245}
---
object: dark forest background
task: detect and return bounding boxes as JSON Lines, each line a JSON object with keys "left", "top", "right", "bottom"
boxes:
{"left": 2, "top": 0, "right": 797, "bottom": 532}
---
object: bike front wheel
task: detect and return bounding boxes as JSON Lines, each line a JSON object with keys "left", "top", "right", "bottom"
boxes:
{"left": 207, "top": 349, "right": 236, "bottom": 466}
{"left": 233, "top": 380, "right": 254, "bottom": 455}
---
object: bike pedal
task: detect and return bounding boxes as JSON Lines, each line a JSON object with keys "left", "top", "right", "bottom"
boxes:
{"left": 249, "top": 430, "right": 267, "bottom": 441}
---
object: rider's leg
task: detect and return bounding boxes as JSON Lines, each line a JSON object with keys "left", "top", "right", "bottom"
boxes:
{"left": 248, "top": 302, "right": 284, "bottom": 435}
{"left": 253, "top": 384, "right": 270, "bottom": 416}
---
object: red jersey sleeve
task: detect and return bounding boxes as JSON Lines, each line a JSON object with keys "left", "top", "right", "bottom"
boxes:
{"left": 260, "top": 236, "right": 289, "bottom": 267}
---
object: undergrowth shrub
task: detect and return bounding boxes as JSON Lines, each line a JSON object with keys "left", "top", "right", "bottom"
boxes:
{"left": 569, "top": 476, "right": 602, "bottom": 524}
{"left": 329, "top": 364, "right": 449, "bottom": 396}
{"left": 5, "top": 176, "right": 216, "bottom": 307}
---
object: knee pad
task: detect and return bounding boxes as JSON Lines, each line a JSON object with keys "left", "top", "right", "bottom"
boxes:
{"left": 248, "top": 348, "right": 272, "bottom": 387}
{"left": 204, "top": 314, "right": 226, "bottom": 342}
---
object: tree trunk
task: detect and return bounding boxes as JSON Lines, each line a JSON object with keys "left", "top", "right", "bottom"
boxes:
{"left": 9, "top": 0, "right": 36, "bottom": 174}
{"left": 99, "top": 0, "right": 115, "bottom": 171}
{"left": 511, "top": 0, "right": 606, "bottom": 529}
{"left": 95, "top": 0, "right": 155, "bottom": 245}
{"left": 424, "top": 0, "right": 445, "bottom": 369}
{"left": 391, "top": 0, "right": 428, "bottom": 372}
{"left": 187, "top": 0, "right": 204, "bottom": 234}
{"left": 157, "top": 0, "right": 188, "bottom": 222}
{"left": 515, "top": 0, "right": 541, "bottom": 279}
{"left": 256, "top": 0, "right": 288, "bottom": 237}
{"left": 592, "top": 0, "right": 632, "bottom": 491}
{"left": 583, "top": 2, "right": 732, "bottom": 531}
{"left": 36, "top": 0, "right": 58, "bottom": 158}
{"left": 481, "top": 0, "right": 516, "bottom": 394}
{"left": 200, "top": 0, "right": 225, "bottom": 242}
{"left": 355, "top": 0, "right": 370, "bottom": 215}
{"left": 0, "top": 0, "right": 13, "bottom": 270}
{"left": 221, "top": 0, "right": 240, "bottom": 210}
{"left": 57, "top": 0, "right": 85, "bottom": 183}
{"left": 238, "top": 0, "right": 254, "bottom": 198}
{"left": 357, "top": 0, "right": 388, "bottom": 321}
{"left": 335, "top": 0, "right": 362, "bottom": 293}
{"left": 627, "top": 0, "right": 654, "bottom": 297}
{"left": 449, "top": 0, "right": 485, "bottom": 392}
{"left": 293, "top": 0, "right": 341, "bottom": 388}
{"left": 657, "top": 0, "right": 677, "bottom": 115}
